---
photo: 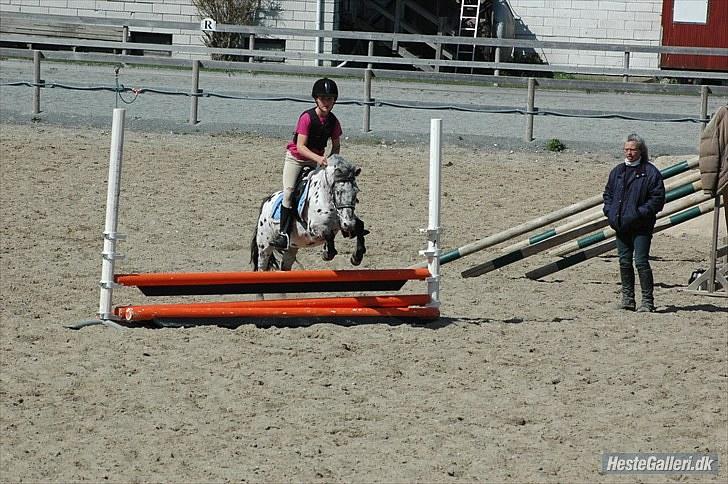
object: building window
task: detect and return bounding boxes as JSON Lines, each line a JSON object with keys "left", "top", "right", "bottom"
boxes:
{"left": 673, "top": 0, "right": 709, "bottom": 24}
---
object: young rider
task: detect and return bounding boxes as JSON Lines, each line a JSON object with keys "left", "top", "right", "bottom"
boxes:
{"left": 270, "top": 78, "right": 343, "bottom": 249}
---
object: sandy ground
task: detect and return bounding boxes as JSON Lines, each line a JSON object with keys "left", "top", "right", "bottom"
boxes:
{"left": 1, "top": 122, "right": 726, "bottom": 482}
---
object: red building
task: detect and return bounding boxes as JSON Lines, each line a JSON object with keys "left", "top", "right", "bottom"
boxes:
{"left": 661, "top": 0, "right": 728, "bottom": 72}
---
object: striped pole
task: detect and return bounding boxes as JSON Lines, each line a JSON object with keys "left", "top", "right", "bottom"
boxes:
{"left": 463, "top": 189, "right": 710, "bottom": 278}
{"left": 419, "top": 192, "right": 607, "bottom": 268}
{"left": 525, "top": 200, "right": 716, "bottom": 280}
{"left": 501, "top": 166, "right": 701, "bottom": 254}
{"left": 424, "top": 158, "right": 699, "bottom": 268}
{"left": 461, "top": 218, "right": 608, "bottom": 278}
{"left": 501, "top": 207, "right": 606, "bottom": 253}
{"left": 547, "top": 190, "right": 710, "bottom": 257}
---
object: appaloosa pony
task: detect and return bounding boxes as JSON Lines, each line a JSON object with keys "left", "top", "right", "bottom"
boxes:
{"left": 250, "top": 154, "right": 368, "bottom": 271}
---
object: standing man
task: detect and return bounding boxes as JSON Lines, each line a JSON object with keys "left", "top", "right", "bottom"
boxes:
{"left": 603, "top": 134, "right": 666, "bottom": 312}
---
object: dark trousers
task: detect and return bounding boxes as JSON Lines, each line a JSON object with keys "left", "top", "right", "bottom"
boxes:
{"left": 616, "top": 232, "right": 653, "bottom": 272}
{"left": 616, "top": 231, "right": 655, "bottom": 308}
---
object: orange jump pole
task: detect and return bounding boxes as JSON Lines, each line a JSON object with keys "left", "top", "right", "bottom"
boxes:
{"left": 116, "top": 303, "right": 439, "bottom": 323}
{"left": 115, "top": 268, "right": 432, "bottom": 296}
{"left": 115, "top": 294, "right": 432, "bottom": 322}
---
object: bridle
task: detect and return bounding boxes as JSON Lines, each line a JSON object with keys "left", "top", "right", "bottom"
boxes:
{"left": 325, "top": 168, "right": 357, "bottom": 211}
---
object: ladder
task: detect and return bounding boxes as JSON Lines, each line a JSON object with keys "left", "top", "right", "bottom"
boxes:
{"left": 456, "top": 0, "right": 482, "bottom": 72}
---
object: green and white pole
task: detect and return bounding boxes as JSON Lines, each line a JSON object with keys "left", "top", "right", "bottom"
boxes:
{"left": 548, "top": 190, "right": 709, "bottom": 257}
{"left": 502, "top": 158, "right": 699, "bottom": 254}
{"left": 462, "top": 189, "right": 708, "bottom": 278}
{"left": 461, "top": 217, "right": 608, "bottom": 278}
{"left": 525, "top": 199, "right": 715, "bottom": 280}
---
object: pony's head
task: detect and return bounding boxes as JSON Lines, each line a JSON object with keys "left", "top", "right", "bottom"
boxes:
{"left": 325, "top": 155, "right": 361, "bottom": 232}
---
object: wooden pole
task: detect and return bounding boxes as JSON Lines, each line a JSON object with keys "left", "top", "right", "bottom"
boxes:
{"left": 392, "top": 0, "right": 402, "bottom": 51}
{"left": 526, "top": 200, "right": 716, "bottom": 280}
{"left": 501, "top": 207, "right": 606, "bottom": 253}
{"left": 419, "top": 191, "right": 606, "bottom": 268}
{"left": 525, "top": 77, "right": 536, "bottom": 142}
{"left": 434, "top": 18, "right": 444, "bottom": 73}
{"left": 707, "top": 195, "right": 720, "bottom": 292}
{"left": 463, "top": 191, "right": 711, "bottom": 278}
{"left": 623, "top": 51, "right": 630, "bottom": 83}
{"left": 535, "top": 172, "right": 701, "bottom": 257}
{"left": 700, "top": 85, "right": 710, "bottom": 132}
{"left": 462, "top": 218, "right": 609, "bottom": 278}
{"left": 425, "top": 167, "right": 697, "bottom": 267}
{"left": 363, "top": 41, "right": 374, "bottom": 132}
{"left": 121, "top": 26, "right": 129, "bottom": 55}
{"left": 248, "top": 34, "right": 255, "bottom": 63}
{"left": 189, "top": 60, "right": 200, "bottom": 125}
{"left": 32, "top": 50, "right": 42, "bottom": 115}
{"left": 548, "top": 191, "right": 710, "bottom": 257}
{"left": 502, "top": 158, "right": 700, "bottom": 253}
{"left": 686, "top": 194, "right": 728, "bottom": 294}
{"left": 363, "top": 69, "right": 373, "bottom": 132}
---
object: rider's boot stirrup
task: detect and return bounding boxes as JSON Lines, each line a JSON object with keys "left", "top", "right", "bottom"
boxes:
{"left": 271, "top": 206, "right": 293, "bottom": 249}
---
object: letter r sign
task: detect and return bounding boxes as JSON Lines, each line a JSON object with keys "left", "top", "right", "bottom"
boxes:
{"left": 201, "top": 18, "right": 217, "bottom": 31}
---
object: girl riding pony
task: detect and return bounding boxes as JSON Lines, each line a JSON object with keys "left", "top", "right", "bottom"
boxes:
{"left": 271, "top": 77, "right": 343, "bottom": 249}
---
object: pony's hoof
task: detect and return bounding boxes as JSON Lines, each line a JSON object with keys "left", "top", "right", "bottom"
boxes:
{"left": 322, "top": 249, "right": 337, "bottom": 261}
{"left": 350, "top": 254, "right": 363, "bottom": 266}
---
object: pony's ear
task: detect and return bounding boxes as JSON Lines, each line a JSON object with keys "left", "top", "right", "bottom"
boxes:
{"left": 354, "top": 166, "right": 362, "bottom": 176}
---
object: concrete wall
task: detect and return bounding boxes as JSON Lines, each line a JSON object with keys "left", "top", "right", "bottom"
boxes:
{"left": 0, "top": 0, "right": 339, "bottom": 65}
{"left": 505, "top": 0, "right": 663, "bottom": 69}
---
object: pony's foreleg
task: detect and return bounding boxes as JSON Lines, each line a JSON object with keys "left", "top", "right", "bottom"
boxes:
{"left": 281, "top": 248, "right": 298, "bottom": 271}
{"left": 322, "top": 235, "right": 338, "bottom": 261}
{"left": 350, "top": 217, "right": 369, "bottom": 266}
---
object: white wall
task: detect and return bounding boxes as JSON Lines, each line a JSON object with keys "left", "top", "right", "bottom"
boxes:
{"left": 505, "top": 0, "right": 663, "bottom": 69}
{"left": 0, "top": 0, "right": 339, "bottom": 65}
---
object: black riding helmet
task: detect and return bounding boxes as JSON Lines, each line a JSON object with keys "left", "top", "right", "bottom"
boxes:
{"left": 312, "top": 78, "right": 338, "bottom": 100}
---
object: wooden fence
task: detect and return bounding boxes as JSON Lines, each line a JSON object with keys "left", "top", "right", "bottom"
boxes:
{"left": 1, "top": 12, "right": 727, "bottom": 138}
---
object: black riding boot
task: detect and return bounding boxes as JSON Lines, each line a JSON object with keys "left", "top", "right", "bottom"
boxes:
{"left": 618, "top": 264, "right": 636, "bottom": 311}
{"left": 636, "top": 267, "right": 655, "bottom": 312}
{"left": 270, "top": 206, "right": 293, "bottom": 249}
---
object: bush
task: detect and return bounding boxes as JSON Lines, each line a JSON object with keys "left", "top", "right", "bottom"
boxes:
{"left": 546, "top": 138, "right": 566, "bottom": 152}
{"left": 193, "top": 0, "right": 278, "bottom": 61}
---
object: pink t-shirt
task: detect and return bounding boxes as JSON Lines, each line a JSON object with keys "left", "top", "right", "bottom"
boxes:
{"left": 286, "top": 111, "right": 342, "bottom": 160}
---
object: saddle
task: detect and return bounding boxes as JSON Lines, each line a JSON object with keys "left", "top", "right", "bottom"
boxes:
{"left": 272, "top": 167, "right": 314, "bottom": 222}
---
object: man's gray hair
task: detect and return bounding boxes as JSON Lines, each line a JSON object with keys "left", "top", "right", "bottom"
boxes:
{"left": 625, "top": 133, "right": 649, "bottom": 162}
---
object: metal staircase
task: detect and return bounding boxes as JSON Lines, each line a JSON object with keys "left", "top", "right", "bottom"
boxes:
{"left": 456, "top": 0, "right": 482, "bottom": 71}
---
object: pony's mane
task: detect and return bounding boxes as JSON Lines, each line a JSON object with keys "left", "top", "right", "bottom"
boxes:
{"left": 327, "top": 154, "right": 357, "bottom": 181}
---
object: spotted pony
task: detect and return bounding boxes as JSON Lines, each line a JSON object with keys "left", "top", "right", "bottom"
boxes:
{"left": 250, "top": 154, "right": 368, "bottom": 271}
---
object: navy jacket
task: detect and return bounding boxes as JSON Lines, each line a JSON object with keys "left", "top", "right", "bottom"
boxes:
{"left": 603, "top": 160, "right": 665, "bottom": 234}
